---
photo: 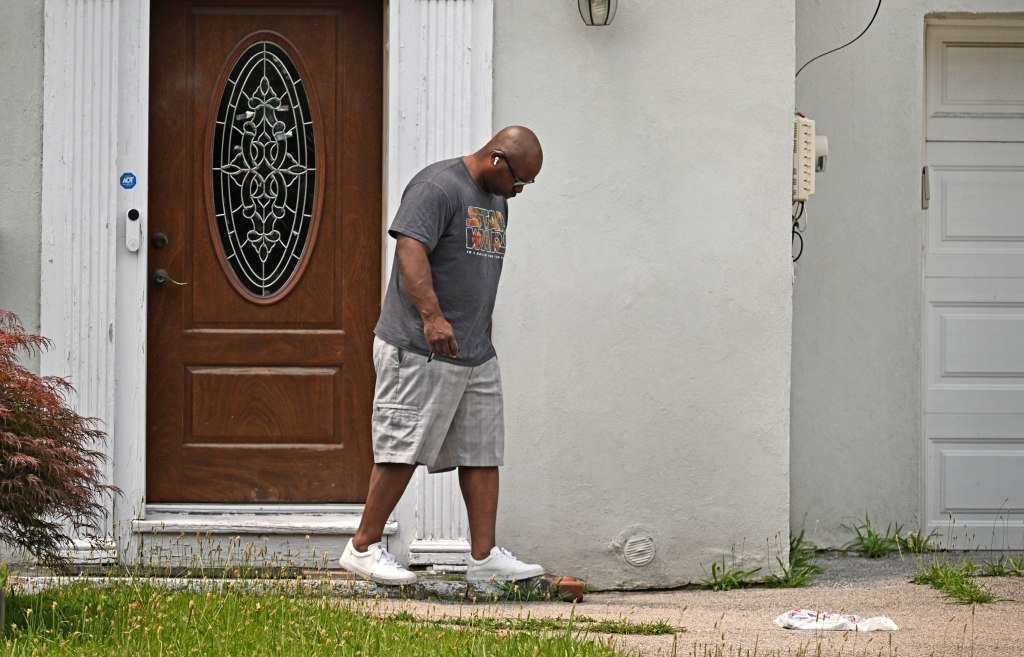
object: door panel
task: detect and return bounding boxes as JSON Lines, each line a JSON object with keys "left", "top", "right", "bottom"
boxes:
{"left": 925, "top": 278, "right": 1024, "bottom": 414}
{"left": 187, "top": 367, "right": 337, "bottom": 442}
{"left": 924, "top": 22, "right": 1024, "bottom": 548}
{"left": 926, "top": 143, "right": 1024, "bottom": 278}
{"left": 927, "top": 24, "right": 1024, "bottom": 142}
{"left": 148, "top": 0, "right": 381, "bottom": 503}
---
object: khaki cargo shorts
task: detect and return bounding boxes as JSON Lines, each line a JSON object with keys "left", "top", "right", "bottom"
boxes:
{"left": 371, "top": 336, "right": 504, "bottom": 473}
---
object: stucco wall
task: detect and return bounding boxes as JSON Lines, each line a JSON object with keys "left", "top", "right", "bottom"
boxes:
{"left": 0, "top": 0, "right": 43, "bottom": 564}
{"left": 792, "top": 0, "right": 1024, "bottom": 548}
{"left": 492, "top": 1, "right": 795, "bottom": 588}
{"left": 0, "top": 0, "right": 44, "bottom": 371}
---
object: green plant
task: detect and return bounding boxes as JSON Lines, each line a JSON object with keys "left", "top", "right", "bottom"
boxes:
{"left": 491, "top": 576, "right": 585, "bottom": 602}
{"left": 913, "top": 561, "right": 995, "bottom": 604}
{"left": 764, "top": 530, "right": 822, "bottom": 588}
{"left": 4, "top": 581, "right": 631, "bottom": 656}
{"left": 0, "top": 311, "right": 119, "bottom": 570}
{"left": 700, "top": 559, "right": 761, "bottom": 591}
{"left": 843, "top": 513, "right": 902, "bottom": 558}
{"left": 897, "top": 529, "right": 942, "bottom": 554}
{"left": 977, "top": 555, "right": 1024, "bottom": 577}
{"left": 0, "top": 562, "right": 7, "bottom": 634}
{"left": 494, "top": 576, "right": 551, "bottom": 602}
{"left": 397, "top": 611, "right": 680, "bottom": 636}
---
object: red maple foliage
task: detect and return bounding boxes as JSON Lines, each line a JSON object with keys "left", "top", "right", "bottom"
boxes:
{"left": 0, "top": 310, "right": 118, "bottom": 570}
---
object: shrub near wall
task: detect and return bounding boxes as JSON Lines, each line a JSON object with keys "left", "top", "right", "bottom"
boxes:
{"left": 0, "top": 310, "right": 116, "bottom": 570}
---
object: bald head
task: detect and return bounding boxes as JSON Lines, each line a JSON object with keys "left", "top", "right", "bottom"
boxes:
{"left": 466, "top": 125, "right": 543, "bottom": 199}
{"left": 485, "top": 126, "right": 543, "bottom": 170}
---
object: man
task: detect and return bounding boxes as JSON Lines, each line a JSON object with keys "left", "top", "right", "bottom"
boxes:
{"left": 339, "top": 126, "right": 544, "bottom": 585}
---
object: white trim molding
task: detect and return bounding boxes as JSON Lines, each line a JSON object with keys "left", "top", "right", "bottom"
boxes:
{"left": 112, "top": 0, "right": 152, "bottom": 556}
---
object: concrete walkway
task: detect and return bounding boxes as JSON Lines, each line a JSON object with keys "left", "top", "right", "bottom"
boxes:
{"left": 353, "top": 551, "right": 1024, "bottom": 657}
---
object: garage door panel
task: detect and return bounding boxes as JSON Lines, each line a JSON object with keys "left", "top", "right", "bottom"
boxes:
{"left": 926, "top": 415, "right": 1024, "bottom": 548}
{"left": 928, "top": 413, "right": 1024, "bottom": 439}
{"left": 926, "top": 144, "right": 1024, "bottom": 277}
{"left": 927, "top": 277, "right": 1024, "bottom": 302}
{"left": 926, "top": 22, "right": 1024, "bottom": 550}
{"left": 928, "top": 390, "right": 1024, "bottom": 415}
{"left": 941, "top": 172, "right": 1024, "bottom": 239}
{"left": 943, "top": 46, "right": 1024, "bottom": 105}
{"left": 927, "top": 24, "right": 1024, "bottom": 141}
{"left": 940, "top": 450, "right": 1024, "bottom": 513}
{"left": 927, "top": 443, "right": 1024, "bottom": 545}
{"left": 942, "top": 316, "right": 1024, "bottom": 376}
{"left": 925, "top": 519, "right": 1024, "bottom": 550}
{"left": 945, "top": 178, "right": 1024, "bottom": 239}
{"left": 926, "top": 282, "right": 1024, "bottom": 413}
{"left": 926, "top": 254, "right": 1024, "bottom": 278}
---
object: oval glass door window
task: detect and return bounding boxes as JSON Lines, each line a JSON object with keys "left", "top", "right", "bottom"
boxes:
{"left": 212, "top": 41, "right": 317, "bottom": 300}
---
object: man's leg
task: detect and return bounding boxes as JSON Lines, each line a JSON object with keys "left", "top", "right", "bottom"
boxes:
{"left": 341, "top": 461, "right": 418, "bottom": 585}
{"left": 458, "top": 465, "right": 499, "bottom": 560}
{"left": 352, "top": 462, "right": 417, "bottom": 551}
{"left": 440, "top": 359, "right": 542, "bottom": 581}
{"left": 460, "top": 463, "right": 544, "bottom": 581}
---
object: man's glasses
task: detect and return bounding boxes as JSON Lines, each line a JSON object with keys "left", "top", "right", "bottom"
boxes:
{"left": 495, "top": 151, "right": 535, "bottom": 187}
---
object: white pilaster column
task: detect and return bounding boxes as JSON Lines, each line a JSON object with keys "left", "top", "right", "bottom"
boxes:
{"left": 387, "top": 0, "right": 494, "bottom": 567}
{"left": 41, "top": 0, "right": 121, "bottom": 556}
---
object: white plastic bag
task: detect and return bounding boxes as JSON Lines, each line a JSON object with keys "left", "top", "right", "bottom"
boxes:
{"left": 774, "top": 608, "right": 898, "bottom": 632}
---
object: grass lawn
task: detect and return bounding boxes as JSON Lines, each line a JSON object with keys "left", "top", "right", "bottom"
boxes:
{"left": 3, "top": 579, "right": 631, "bottom": 656}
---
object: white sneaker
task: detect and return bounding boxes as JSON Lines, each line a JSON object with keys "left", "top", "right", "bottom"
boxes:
{"left": 466, "top": 546, "right": 545, "bottom": 583}
{"left": 338, "top": 539, "right": 417, "bottom": 585}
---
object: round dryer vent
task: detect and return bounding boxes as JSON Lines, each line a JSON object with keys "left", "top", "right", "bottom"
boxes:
{"left": 622, "top": 534, "right": 656, "bottom": 567}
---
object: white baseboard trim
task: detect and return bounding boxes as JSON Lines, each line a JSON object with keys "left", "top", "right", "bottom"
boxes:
{"left": 66, "top": 539, "right": 118, "bottom": 565}
{"left": 407, "top": 538, "right": 471, "bottom": 566}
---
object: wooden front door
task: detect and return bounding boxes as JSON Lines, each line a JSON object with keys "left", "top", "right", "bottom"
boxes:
{"left": 147, "top": 0, "right": 381, "bottom": 503}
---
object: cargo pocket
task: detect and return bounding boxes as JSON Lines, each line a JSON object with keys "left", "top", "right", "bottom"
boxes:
{"left": 372, "top": 403, "right": 421, "bottom": 457}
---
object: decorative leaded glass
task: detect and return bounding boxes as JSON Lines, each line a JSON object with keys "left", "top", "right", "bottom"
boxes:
{"left": 212, "top": 41, "right": 316, "bottom": 299}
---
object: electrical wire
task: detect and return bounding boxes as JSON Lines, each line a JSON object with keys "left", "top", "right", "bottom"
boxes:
{"left": 795, "top": 0, "right": 882, "bottom": 79}
{"left": 792, "top": 201, "right": 806, "bottom": 261}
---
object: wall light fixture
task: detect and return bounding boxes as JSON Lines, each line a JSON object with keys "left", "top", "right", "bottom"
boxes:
{"left": 578, "top": 0, "right": 617, "bottom": 26}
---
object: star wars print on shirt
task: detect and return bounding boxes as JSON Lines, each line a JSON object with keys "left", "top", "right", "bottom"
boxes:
{"left": 465, "top": 206, "right": 506, "bottom": 259}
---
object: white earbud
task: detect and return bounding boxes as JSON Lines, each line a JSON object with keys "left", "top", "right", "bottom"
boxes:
{"left": 493, "top": 157, "right": 500, "bottom": 165}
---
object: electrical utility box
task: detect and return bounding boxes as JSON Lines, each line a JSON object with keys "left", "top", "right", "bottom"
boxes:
{"left": 793, "top": 116, "right": 816, "bottom": 202}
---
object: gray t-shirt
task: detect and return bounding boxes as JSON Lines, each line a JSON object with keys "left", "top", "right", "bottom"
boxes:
{"left": 374, "top": 158, "right": 509, "bottom": 366}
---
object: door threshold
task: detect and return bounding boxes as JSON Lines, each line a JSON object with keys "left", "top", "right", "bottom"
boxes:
{"left": 135, "top": 503, "right": 396, "bottom": 536}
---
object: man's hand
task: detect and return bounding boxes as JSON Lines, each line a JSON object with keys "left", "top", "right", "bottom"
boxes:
{"left": 396, "top": 235, "right": 459, "bottom": 358}
{"left": 424, "top": 315, "right": 459, "bottom": 358}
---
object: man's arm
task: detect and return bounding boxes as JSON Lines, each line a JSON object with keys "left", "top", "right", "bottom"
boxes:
{"left": 396, "top": 235, "right": 459, "bottom": 357}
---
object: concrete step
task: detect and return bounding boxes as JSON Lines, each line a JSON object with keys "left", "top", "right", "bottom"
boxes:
{"left": 132, "top": 504, "right": 396, "bottom": 571}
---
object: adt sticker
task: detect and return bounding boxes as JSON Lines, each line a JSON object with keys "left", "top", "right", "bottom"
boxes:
{"left": 119, "top": 172, "right": 137, "bottom": 189}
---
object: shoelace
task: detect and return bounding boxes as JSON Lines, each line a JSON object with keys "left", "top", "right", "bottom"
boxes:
{"left": 373, "top": 545, "right": 402, "bottom": 569}
{"left": 494, "top": 547, "right": 517, "bottom": 561}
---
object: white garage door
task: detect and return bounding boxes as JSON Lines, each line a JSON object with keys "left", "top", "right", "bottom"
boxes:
{"left": 925, "top": 21, "right": 1024, "bottom": 550}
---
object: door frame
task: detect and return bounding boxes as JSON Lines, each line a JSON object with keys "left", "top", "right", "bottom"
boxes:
{"left": 40, "top": 0, "right": 493, "bottom": 564}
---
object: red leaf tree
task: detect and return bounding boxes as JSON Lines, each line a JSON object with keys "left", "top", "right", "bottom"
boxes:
{"left": 0, "top": 310, "right": 118, "bottom": 570}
